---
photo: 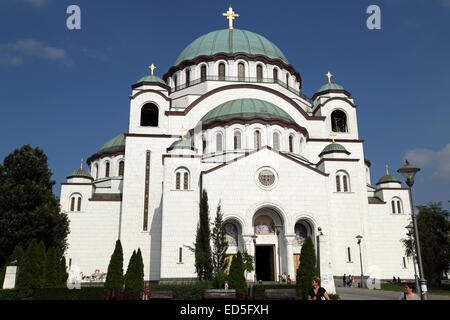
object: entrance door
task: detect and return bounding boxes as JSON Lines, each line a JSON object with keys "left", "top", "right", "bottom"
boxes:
{"left": 255, "top": 245, "right": 275, "bottom": 281}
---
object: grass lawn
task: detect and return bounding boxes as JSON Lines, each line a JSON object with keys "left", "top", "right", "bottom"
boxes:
{"left": 379, "top": 282, "right": 450, "bottom": 297}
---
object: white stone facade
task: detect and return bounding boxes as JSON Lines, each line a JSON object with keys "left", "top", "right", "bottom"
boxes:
{"left": 61, "top": 28, "right": 415, "bottom": 294}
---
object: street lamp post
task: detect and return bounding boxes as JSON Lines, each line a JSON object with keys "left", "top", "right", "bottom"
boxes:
{"left": 251, "top": 234, "right": 258, "bottom": 283}
{"left": 406, "top": 223, "right": 420, "bottom": 293}
{"left": 275, "top": 225, "right": 282, "bottom": 283}
{"left": 398, "top": 160, "right": 428, "bottom": 300}
{"left": 356, "top": 235, "right": 364, "bottom": 288}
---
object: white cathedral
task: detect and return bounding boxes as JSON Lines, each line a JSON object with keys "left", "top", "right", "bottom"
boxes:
{"left": 60, "top": 8, "right": 415, "bottom": 293}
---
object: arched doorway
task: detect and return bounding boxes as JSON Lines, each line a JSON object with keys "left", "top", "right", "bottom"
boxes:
{"left": 252, "top": 207, "right": 284, "bottom": 282}
{"left": 293, "top": 219, "right": 316, "bottom": 279}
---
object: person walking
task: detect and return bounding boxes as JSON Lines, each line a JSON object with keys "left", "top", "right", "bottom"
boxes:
{"left": 343, "top": 274, "right": 347, "bottom": 287}
{"left": 308, "top": 277, "right": 330, "bottom": 300}
{"left": 351, "top": 275, "right": 355, "bottom": 287}
{"left": 398, "top": 283, "right": 420, "bottom": 300}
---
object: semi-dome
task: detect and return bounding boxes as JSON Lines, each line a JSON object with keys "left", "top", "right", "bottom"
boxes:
{"left": 376, "top": 175, "right": 401, "bottom": 185}
{"left": 319, "top": 143, "right": 350, "bottom": 157}
{"left": 174, "top": 29, "right": 289, "bottom": 66}
{"left": 201, "top": 98, "right": 296, "bottom": 125}
{"left": 99, "top": 134, "right": 125, "bottom": 153}
{"left": 67, "top": 168, "right": 93, "bottom": 180}
{"left": 135, "top": 75, "right": 167, "bottom": 85}
{"left": 316, "top": 83, "right": 345, "bottom": 93}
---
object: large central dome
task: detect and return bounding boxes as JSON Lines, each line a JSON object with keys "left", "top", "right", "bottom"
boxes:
{"left": 174, "top": 29, "right": 289, "bottom": 66}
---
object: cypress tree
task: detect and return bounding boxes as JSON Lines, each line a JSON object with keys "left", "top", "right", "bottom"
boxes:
{"left": 44, "top": 247, "right": 59, "bottom": 288}
{"left": 135, "top": 249, "right": 144, "bottom": 292}
{"left": 104, "top": 239, "right": 124, "bottom": 291}
{"left": 227, "top": 251, "right": 247, "bottom": 294}
{"left": 36, "top": 240, "right": 47, "bottom": 287}
{"left": 211, "top": 201, "right": 228, "bottom": 277}
{"left": 58, "top": 256, "right": 68, "bottom": 287}
{"left": 194, "top": 190, "right": 213, "bottom": 280}
{"left": 16, "top": 239, "right": 41, "bottom": 294}
{"left": 296, "top": 236, "right": 319, "bottom": 299}
{"left": 124, "top": 250, "right": 137, "bottom": 293}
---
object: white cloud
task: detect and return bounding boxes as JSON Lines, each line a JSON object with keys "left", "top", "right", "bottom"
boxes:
{"left": 0, "top": 39, "right": 72, "bottom": 66}
{"left": 404, "top": 144, "right": 450, "bottom": 181}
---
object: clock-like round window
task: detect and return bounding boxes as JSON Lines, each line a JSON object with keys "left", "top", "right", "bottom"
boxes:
{"left": 258, "top": 170, "right": 275, "bottom": 187}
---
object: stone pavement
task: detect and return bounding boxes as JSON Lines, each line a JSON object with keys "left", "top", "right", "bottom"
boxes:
{"left": 335, "top": 287, "right": 450, "bottom": 300}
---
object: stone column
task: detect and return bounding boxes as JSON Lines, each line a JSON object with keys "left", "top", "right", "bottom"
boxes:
{"left": 284, "top": 234, "right": 296, "bottom": 280}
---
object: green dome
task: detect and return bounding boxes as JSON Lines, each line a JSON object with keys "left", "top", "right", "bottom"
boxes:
{"left": 376, "top": 175, "right": 401, "bottom": 185}
{"left": 99, "top": 134, "right": 125, "bottom": 152}
{"left": 201, "top": 99, "right": 295, "bottom": 125}
{"left": 316, "top": 83, "right": 345, "bottom": 93}
{"left": 174, "top": 29, "right": 289, "bottom": 66}
{"left": 136, "top": 75, "right": 166, "bottom": 85}
{"left": 67, "top": 169, "right": 93, "bottom": 180}
{"left": 168, "top": 137, "right": 195, "bottom": 150}
{"left": 319, "top": 143, "right": 349, "bottom": 156}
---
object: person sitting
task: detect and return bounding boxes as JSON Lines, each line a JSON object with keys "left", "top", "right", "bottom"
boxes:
{"left": 141, "top": 283, "right": 151, "bottom": 300}
{"left": 393, "top": 276, "right": 397, "bottom": 283}
{"left": 308, "top": 277, "right": 330, "bottom": 300}
{"left": 281, "top": 272, "right": 287, "bottom": 283}
{"left": 287, "top": 275, "right": 292, "bottom": 284}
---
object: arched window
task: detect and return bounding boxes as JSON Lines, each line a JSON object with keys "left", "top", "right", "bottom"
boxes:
{"left": 175, "top": 168, "right": 190, "bottom": 190}
{"left": 273, "top": 68, "right": 278, "bottom": 82}
{"left": 256, "top": 65, "right": 263, "bottom": 82}
{"left": 176, "top": 172, "right": 181, "bottom": 190}
{"left": 299, "top": 138, "right": 304, "bottom": 155}
{"left": 218, "top": 63, "right": 226, "bottom": 80}
{"left": 331, "top": 110, "right": 348, "bottom": 133}
{"left": 234, "top": 131, "right": 241, "bottom": 150}
{"left": 273, "top": 132, "right": 280, "bottom": 151}
{"left": 174, "top": 75, "right": 178, "bottom": 88}
{"left": 347, "top": 247, "right": 352, "bottom": 262}
{"left": 336, "top": 170, "right": 350, "bottom": 192}
{"left": 224, "top": 222, "right": 239, "bottom": 246}
{"left": 294, "top": 221, "right": 311, "bottom": 245}
{"left": 201, "top": 65, "right": 207, "bottom": 82}
{"left": 105, "top": 162, "right": 110, "bottom": 178}
{"left": 70, "top": 193, "right": 82, "bottom": 212}
{"left": 140, "top": 103, "right": 159, "bottom": 127}
{"left": 118, "top": 161, "right": 124, "bottom": 176}
{"left": 288, "top": 135, "right": 294, "bottom": 152}
{"left": 186, "top": 69, "right": 191, "bottom": 87}
{"left": 94, "top": 163, "right": 99, "bottom": 180}
{"left": 238, "top": 63, "right": 245, "bottom": 80}
{"left": 254, "top": 130, "right": 261, "bottom": 149}
{"left": 285, "top": 73, "right": 289, "bottom": 88}
{"left": 392, "top": 197, "right": 403, "bottom": 214}
{"left": 202, "top": 136, "right": 207, "bottom": 153}
{"left": 216, "top": 133, "right": 223, "bottom": 152}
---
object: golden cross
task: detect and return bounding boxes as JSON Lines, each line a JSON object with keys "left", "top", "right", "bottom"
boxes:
{"left": 149, "top": 64, "right": 156, "bottom": 76}
{"left": 222, "top": 6, "right": 239, "bottom": 30}
{"left": 80, "top": 158, "right": 84, "bottom": 170}
{"left": 385, "top": 164, "right": 389, "bottom": 176}
{"left": 330, "top": 132, "right": 336, "bottom": 144}
{"left": 180, "top": 126, "right": 185, "bottom": 141}
{"left": 326, "top": 71, "right": 333, "bottom": 84}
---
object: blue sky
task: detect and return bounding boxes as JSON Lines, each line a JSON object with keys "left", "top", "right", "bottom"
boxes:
{"left": 0, "top": 0, "right": 449, "bottom": 209}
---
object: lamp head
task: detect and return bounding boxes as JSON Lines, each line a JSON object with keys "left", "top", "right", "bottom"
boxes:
{"left": 397, "top": 160, "right": 420, "bottom": 187}
{"left": 405, "top": 222, "right": 414, "bottom": 234}
{"left": 356, "top": 235, "right": 363, "bottom": 244}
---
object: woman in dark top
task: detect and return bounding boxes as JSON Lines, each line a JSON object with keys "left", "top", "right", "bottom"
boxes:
{"left": 308, "top": 277, "right": 330, "bottom": 300}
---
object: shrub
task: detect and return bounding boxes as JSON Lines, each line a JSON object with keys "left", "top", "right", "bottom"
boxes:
{"left": 212, "top": 270, "right": 228, "bottom": 289}
{"left": 296, "top": 237, "right": 319, "bottom": 299}
{"left": 104, "top": 240, "right": 124, "bottom": 291}
{"left": 227, "top": 251, "right": 247, "bottom": 294}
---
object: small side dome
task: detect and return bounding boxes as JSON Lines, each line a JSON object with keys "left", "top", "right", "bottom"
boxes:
{"left": 376, "top": 175, "right": 401, "bottom": 185}
{"left": 319, "top": 143, "right": 349, "bottom": 157}
{"left": 135, "top": 75, "right": 167, "bottom": 86}
{"left": 167, "top": 137, "right": 196, "bottom": 152}
{"left": 67, "top": 168, "right": 93, "bottom": 180}
{"left": 316, "top": 83, "right": 345, "bottom": 93}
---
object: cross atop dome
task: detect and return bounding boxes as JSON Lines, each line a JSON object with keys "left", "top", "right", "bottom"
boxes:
{"left": 149, "top": 64, "right": 156, "bottom": 76}
{"left": 326, "top": 71, "right": 333, "bottom": 84}
{"left": 222, "top": 6, "right": 239, "bottom": 30}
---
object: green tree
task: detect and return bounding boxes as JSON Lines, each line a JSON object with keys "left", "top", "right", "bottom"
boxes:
{"left": 296, "top": 236, "right": 319, "bottom": 299}
{"left": 414, "top": 202, "right": 450, "bottom": 287}
{"left": 193, "top": 190, "right": 213, "bottom": 280}
{"left": 211, "top": 201, "right": 228, "bottom": 276}
{"left": 135, "top": 249, "right": 144, "bottom": 292}
{"left": 227, "top": 251, "right": 247, "bottom": 294}
{"left": 0, "top": 145, "right": 69, "bottom": 267}
{"left": 16, "top": 239, "right": 46, "bottom": 296}
{"left": 0, "top": 244, "right": 24, "bottom": 287}
{"left": 36, "top": 240, "right": 47, "bottom": 287}
{"left": 58, "top": 256, "right": 68, "bottom": 287}
{"left": 104, "top": 239, "right": 124, "bottom": 291}
{"left": 44, "top": 247, "right": 59, "bottom": 288}
{"left": 124, "top": 250, "right": 137, "bottom": 293}
{"left": 241, "top": 249, "right": 254, "bottom": 273}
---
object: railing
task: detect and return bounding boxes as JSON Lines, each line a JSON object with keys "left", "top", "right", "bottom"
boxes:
{"left": 172, "top": 76, "right": 312, "bottom": 103}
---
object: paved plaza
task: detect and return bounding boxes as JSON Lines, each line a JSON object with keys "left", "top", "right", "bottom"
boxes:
{"left": 336, "top": 287, "right": 450, "bottom": 300}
